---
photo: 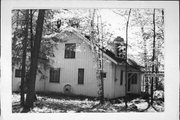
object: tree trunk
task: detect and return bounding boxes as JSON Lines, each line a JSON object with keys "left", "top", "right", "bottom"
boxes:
{"left": 141, "top": 26, "right": 149, "bottom": 102}
{"left": 125, "top": 8, "right": 131, "bottom": 109}
{"left": 20, "top": 10, "right": 29, "bottom": 106}
{"left": 99, "top": 14, "right": 104, "bottom": 104}
{"left": 150, "top": 8, "right": 156, "bottom": 105}
{"left": 24, "top": 10, "right": 45, "bottom": 109}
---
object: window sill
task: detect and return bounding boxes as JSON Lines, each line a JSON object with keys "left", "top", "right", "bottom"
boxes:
{"left": 49, "top": 82, "right": 60, "bottom": 83}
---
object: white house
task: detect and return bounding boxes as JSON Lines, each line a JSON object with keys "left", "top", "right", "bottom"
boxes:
{"left": 12, "top": 27, "right": 143, "bottom": 99}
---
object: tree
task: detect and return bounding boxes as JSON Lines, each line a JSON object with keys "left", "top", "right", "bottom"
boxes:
{"left": 24, "top": 10, "right": 45, "bottom": 110}
{"left": 89, "top": 9, "right": 105, "bottom": 104}
{"left": 150, "top": 8, "right": 156, "bottom": 106}
{"left": 20, "top": 10, "right": 29, "bottom": 106}
{"left": 125, "top": 8, "right": 131, "bottom": 110}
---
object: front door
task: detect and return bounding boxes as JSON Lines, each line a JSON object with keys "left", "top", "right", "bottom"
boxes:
{"left": 127, "top": 73, "right": 138, "bottom": 93}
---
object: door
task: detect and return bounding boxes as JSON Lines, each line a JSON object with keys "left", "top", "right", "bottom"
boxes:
{"left": 127, "top": 73, "right": 138, "bottom": 93}
{"left": 128, "top": 73, "right": 132, "bottom": 92}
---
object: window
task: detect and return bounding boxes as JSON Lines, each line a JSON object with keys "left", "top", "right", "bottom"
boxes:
{"left": 128, "top": 73, "right": 137, "bottom": 84}
{"left": 131, "top": 73, "right": 137, "bottom": 84}
{"left": 101, "top": 72, "right": 106, "bottom": 78}
{"left": 49, "top": 68, "right": 60, "bottom": 83}
{"left": 120, "top": 70, "right": 123, "bottom": 85}
{"left": 78, "top": 68, "right": 84, "bottom": 84}
{"left": 15, "top": 69, "right": 22, "bottom": 77}
{"left": 64, "top": 43, "right": 76, "bottom": 58}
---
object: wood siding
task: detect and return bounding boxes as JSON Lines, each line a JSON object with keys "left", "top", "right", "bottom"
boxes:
{"left": 12, "top": 30, "right": 142, "bottom": 98}
{"left": 34, "top": 32, "right": 114, "bottom": 98}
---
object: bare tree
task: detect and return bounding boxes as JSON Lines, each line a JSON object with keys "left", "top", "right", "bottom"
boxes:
{"left": 150, "top": 8, "right": 156, "bottom": 106}
{"left": 124, "top": 8, "right": 131, "bottom": 110}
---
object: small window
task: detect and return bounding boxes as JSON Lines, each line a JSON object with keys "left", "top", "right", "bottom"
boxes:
{"left": 131, "top": 73, "right": 137, "bottom": 84}
{"left": 15, "top": 69, "right": 22, "bottom": 77}
{"left": 78, "top": 68, "right": 84, "bottom": 85}
{"left": 64, "top": 43, "right": 76, "bottom": 58}
{"left": 128, "top": 73, "right": 137, "bottom": 84}
{"left": 101, "top": 71, "right": 106, "bottom": 78}
{"left": 49, "top": 68, "right": 60, "bottom": 83}
{"left": 120, "top": 70, "right": 123, "bottom": 85}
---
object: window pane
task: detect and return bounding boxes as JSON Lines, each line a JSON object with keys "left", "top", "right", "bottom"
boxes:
{"left": 120, "top": 70, "right": 123, "bottom": 85}
{"left": 15, "top": 69, "right": 22, "bottom": 77}
{"left": 78, "top": 68, "right": 84, "bottom": 84}
{"left": 50, "top": 68, "right": 60, "bottom": 83}
{"left": 131, "top": 73, "right": 137, "bottom": 84}
{"left": 65, "top": 43, "right": 76, "bottom": 58}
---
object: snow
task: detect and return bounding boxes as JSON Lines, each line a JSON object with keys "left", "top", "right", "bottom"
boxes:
{"left": 12, "top": 93, "right": 164, "bottom": 113}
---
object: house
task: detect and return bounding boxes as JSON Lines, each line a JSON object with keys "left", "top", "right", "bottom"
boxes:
{"left": 12, "top": 27, "right": 143, "bottom": 99}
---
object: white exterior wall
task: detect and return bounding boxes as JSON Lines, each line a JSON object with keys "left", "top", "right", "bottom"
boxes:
{"left": 128, "top": 72, "right": 141, "bottom": 94}
{"left": 12, "top": 67, "right": 21, "bottom": 91}
{"left": 12, "top": 66, "right": 45, "bottom": 92}
{"left": 112, "top": 64, "right": 125, "bottom": 98}
{"left": 12, "top": 30, "right": 142, "bottom": 98}
{"left": 102, "top": 59, "right": 114, "bottom": 98}
{"left": 34, "top": 32, "right": 114, "bottom": 98}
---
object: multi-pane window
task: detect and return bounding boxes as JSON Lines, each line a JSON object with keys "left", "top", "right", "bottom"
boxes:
{"left": 120, "top": 70, "right": 123, "bottom": 85}
{"left": 78, "top": 68, "right": 84, "bottom": 85}
{"left": 64, "top": 43, "right": 76, "bottom": 58}
{"left": 15, "top": 69, "right": 22, "bottom": 77}
{"left": 49, "top": 68, "right": 60, "bottom": 83}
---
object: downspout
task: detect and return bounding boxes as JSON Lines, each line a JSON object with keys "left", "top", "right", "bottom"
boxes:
{"left": 114, "top": 64, "right": 117, "bottom": 98}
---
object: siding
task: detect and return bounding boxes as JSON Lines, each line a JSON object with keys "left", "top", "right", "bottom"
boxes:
{"left": 12, "top": 31, "right": 142, "bottom": 98}
{"left": 38, "top": 32, "right": 99, "bottom": 97}
{"left": 113, "top": 64, "right": 125, "bottom": 98}
{"left": 12, "top": 67, "right": 21, "bottom": 91}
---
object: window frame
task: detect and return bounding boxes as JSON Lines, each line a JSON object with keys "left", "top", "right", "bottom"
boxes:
{"left": 15, "top": 69, "right": 22, "bottom": 78}
{"left": 131, "top": 73, "right": 137, "bottom": 84}
{"left": 64, "top": 43, "right": 76, "bottom": 59}
{"left": 78, "top": 68, "right": 84, "bottom": 85}
{"left": 49, "top": 68, "right": 60, "bottom": 83}
{"left": 120, "top": 70, "right": 123, "bottom": 85}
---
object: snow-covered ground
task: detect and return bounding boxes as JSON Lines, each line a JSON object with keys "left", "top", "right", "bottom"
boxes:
{"left": 12, "top": 92, "right": 164, "bottom": 113}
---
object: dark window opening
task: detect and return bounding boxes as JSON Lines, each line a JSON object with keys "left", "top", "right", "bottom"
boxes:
{"left": 101, "top": 72, "right": 106, "bottom": 78}
{"left": 50, "top": 68, "right": 60, "bottom": 83}
{"left": 15, "top": 69, "right": 22, "bottom": 78}
{"left": 120, "top": 70, "right": 123, "bottom": 85}
{"left": 128, "top": 73, "right": 137, "bottom": 84}
{"left": 131, "top": 73, "right": 137, "bottom": 84}
{"left": 64, "top": 43, "right": 76, "bottom": 58}
{"left": 78, "top": 68, "right": 84, "bottom": 85}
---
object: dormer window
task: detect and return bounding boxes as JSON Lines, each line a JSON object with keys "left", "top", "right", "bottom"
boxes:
{"left": 64, "top": 43, "right": 76, "bottom": 59}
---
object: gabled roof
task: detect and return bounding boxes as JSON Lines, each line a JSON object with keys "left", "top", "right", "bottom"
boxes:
{"left": 100, "top": 47, "right": 143, "bottom": 71}
{"left": 100, "top": 47, "right": 126, "bottom": 63}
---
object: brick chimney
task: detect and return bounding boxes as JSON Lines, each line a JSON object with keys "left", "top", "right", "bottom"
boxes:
{"left": 113, "top": 36, "right": 125, "bottom": 58}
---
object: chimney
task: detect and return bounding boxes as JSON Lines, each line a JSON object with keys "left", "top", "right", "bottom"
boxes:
{"left": 113, "top": 36, "right": 125, "bottom": 58}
